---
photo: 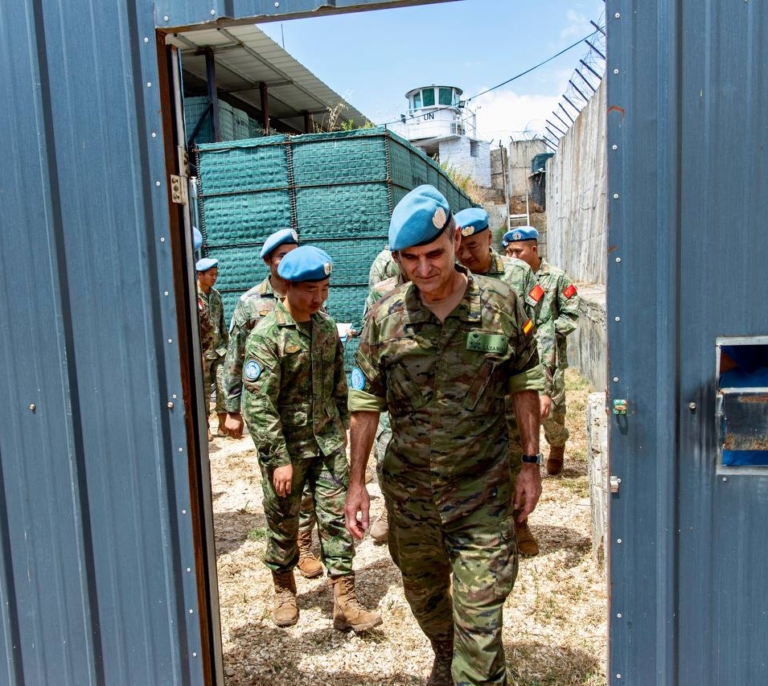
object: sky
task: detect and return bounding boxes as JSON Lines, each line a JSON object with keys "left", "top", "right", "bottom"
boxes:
{"left": 258, "top": 0, "right": 605, "bottom": 143}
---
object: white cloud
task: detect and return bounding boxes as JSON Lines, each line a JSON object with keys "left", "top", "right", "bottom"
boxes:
{"left": 471, "top": 89, "right": 561, "bottom": 143}
{"left": 560, "top": 9, "right": 591, "bottom": 39}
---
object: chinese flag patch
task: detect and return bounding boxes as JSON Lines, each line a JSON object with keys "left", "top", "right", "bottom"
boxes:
{"left": 563, "top": 284, "right": 578, "bottom": 299}
{"left": 529, "top": 284, "right": 545, "bottom": 302}
{"left": 523, "top": 319, "right": 533, "bottom": 335}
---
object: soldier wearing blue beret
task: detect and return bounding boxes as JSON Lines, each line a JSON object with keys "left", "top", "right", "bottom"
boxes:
{"left": 221, "top": 229, "right": 323, "bottom": 578}
{"left": 196, "top": 257, "right": 229, "bottom": 438}
{"left": 346, "top": 185, "right": 545, "bottom": 684}
{"left": 242, "top": 245, "right": 382, "bottom": 632}
{"left": 504, "top": 226, "right": 580, "bottom": 477}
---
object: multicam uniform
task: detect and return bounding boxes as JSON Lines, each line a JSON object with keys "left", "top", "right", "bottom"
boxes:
{"left": 197, "top": 285, "right": 228, "bottom": 414}
{"left": 242, "top": 301, "right": 354, "bottom": 576}
{"left": 480, "top": 249, "right": 553, "bottom": 472}
{"left": 349, "top": 270, "right": 544, "bottom": 685}
{"left": 367, "top": 248, "right": 399, "bottom": 287}
{"left": 224, "top": 276, "right": 317, "bottom": 532}
{"left": 533, "top": 259, "right": 579, "bottom": 447}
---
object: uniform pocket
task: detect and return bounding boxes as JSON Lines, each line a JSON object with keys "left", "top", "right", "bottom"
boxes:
{"left": 282, "top": 404, "right": 308, "bottom": 427}
{"left": 386, "top": 364, "right": 427, "bottom": 412}
{"left": 493, "top": 515, "right": 520, "bottom": 601}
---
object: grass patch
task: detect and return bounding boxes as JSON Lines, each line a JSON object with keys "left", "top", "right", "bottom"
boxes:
{"left": 247, "top": 527, "right": 267, "bottom": 541}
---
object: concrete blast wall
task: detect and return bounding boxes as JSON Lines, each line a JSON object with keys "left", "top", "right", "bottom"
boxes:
{"left": 546, "top": 80, "right": 607, "bottom": 285}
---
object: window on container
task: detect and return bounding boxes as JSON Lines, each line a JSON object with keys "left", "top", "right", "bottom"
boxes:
{"left": 439, "top": 88, "right": 452, "bottom": 106}
{"left": 413, "top": 92, "right": 422, "bottom": 109}
{"left": 422, "top": 88, "right": 435, "bottom": 107}
{"left": 470, "top": 141, "right": 480, "bottom": 158}
{"left": 717, "top": 338, "right": 768, "bottom": 468}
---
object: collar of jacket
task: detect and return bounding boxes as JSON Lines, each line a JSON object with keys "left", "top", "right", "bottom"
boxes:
{"left": 401, "top": 266, "right": 482, "bottom": 325}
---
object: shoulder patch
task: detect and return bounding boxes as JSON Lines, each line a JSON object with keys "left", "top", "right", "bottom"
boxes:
{"left": 244, "top": 360, "right": 262, "bottom": 382}
{"left": 563, "top": 284, "right": 578, "bottom": 299}
{"left": 350, "top": 368, "right": 366, "bottom": 391}
{"left": 529, "top": 284, "right": 545, "bottom": 302}
{"left": 523, "top": 319, "right": 534, "bottom": 335}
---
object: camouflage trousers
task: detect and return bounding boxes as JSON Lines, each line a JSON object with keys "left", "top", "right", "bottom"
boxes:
{"left": 260, "top": 450, "right": 354, "bottom": 576}
{"left": 202, "top": 355, "right": 227, "bottom": 415}
{"left": 542, "top": 368, "right": 569, "bottom": 447}
{"left": 382, "top": 468, "right": 518, "bottom": 685}
{"left": 372, "top": 412, "right": 392, "bottom": 481}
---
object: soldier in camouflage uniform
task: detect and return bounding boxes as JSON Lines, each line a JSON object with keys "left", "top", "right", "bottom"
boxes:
{"left": 197, "top": 288, "right": 215, "bottom": 442}
{"left": 455, "top": 208, "right": 551, "bottom": 556}
{"left": 243, "top": 246, "right": 382, "bottom": 631}
{"left": 368, "top": 246, "right": 400, "bottom": 287}
{"left": 221, "top": 228, "right": 322, "bottom": 579}
{"left": 346, "top": 186, "right": 544, "bottom": 686}
{"left": 197, "top": 258, "right": 229, "bottom": 437}
{"left": 504, "top": 226, "right": 579, "bottom": 476}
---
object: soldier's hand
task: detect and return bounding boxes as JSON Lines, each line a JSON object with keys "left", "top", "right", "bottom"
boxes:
{"left": 514, "top": 463, "right": 542, "bottom": 522}
{"left": 540, "top": 395, "right": 552, "bottom": 420}
{"left": 225, "top": 412, "right": 244, "bottom": 437}
{"left": 344, "top": 484, "right": 370, "bottom": 541}
{"left": 272, "top": 464, "right": 293, "bottom": 497}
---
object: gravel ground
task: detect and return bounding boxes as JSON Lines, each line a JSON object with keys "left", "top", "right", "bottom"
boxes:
{"left": 210, "top": 369, "right": 607, "bottom": 685}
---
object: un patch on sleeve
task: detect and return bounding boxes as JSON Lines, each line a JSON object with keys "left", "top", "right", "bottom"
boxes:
{"left": 244, "top": 360, "right": 262, "bottom": 382}
{"left": 350, "top": 367, "right": 366, "bottom": 391}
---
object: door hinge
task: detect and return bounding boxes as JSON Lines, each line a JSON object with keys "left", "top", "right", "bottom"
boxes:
{"left": 170, "top": 174, "right": 188, "bottom": 205}
{"left": 610, "top": 476, "right": 621, "bottom": 494}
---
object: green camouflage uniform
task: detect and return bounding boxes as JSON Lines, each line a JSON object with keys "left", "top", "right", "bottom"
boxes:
{"left": 534, "top": 259, "right": 579, "bottom": 447}
{"left": 224, "top": 276, "right": 317, "bottom": 532}
{"left": 480, "top": 249, "right": 552, "bottom": 473}
{"left": 223, "top": 277, "right": 278, "bottom": 414}
{"left": 368, "top": 248, "right": 400, "bottom": 287}
{"left": 349, "top": 269, "right": 544, "bottom": 685}
{"left": 198, "top": 285, "right": 228, "bottom": 415}
{"left": 243, "top": 301, "right": 354, "bottom": 576}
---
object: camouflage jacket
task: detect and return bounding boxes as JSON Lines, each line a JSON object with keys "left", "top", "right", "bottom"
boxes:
{"left": 197, "top": 286, "right": 227, "bottom": 360}
{"left": 368, "top": 248, "right": 400, "bottom": 287}
{"left": 242, "top": 301, "right": 350, "bottom": 468}
{"left": 363, "top": 273, "right": 406, "bottom": 317}
{"left": 482, "top": 249, "right": 556, "bottom": 392}
{"left": 223, "top": 277, "right": 280, "bottom": 413}
{"left": 198, "top": 295, "right": 214, "bottom": 352}
{"left": 535, "top": 259, "right": 580, "bottom": 371}
{"left": 349, "top": 270, "right": 543, "bottom": 522}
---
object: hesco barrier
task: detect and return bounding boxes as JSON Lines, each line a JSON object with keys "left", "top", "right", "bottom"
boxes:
{"left": 195, "top": 127, "right": 474, "bottom": 335}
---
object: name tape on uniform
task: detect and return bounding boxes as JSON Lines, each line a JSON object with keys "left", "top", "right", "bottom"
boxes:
{"left": 466, "top": 332, "right": 508, "bottom": 354}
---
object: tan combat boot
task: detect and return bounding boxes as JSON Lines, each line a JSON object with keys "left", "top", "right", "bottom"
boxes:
{"left": 546, "top": 444, "right": 565, "bottom": 476}
{"left": 297, "top": 530, "right": 323, "bottom": 579}
{"left": 331, "top": 573, "right": 383, "bottom": 632}
{"left": 271, "top": 570, "right": 299, "bottom": 627}
{"left": 369, "top": 508, "right": 389, "bottom": 544}
{"left": 515, "top": 519, "right": 540, "bottom": 557}
{"left": 427, "top": 637, "right": 454, "bottom": 685}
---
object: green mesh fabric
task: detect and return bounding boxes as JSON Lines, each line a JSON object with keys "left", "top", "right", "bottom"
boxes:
{"left": 196, "top": 127, "right": 474, "bottom": 366}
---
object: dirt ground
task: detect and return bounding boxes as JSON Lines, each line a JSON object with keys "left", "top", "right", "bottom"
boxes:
{"left": 210, "top": 369, "right": 607, "bottom": 685}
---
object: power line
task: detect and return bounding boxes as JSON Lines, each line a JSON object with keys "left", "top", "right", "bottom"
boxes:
{"left": 380, "top": 26, "right": 603, "bottom": 128}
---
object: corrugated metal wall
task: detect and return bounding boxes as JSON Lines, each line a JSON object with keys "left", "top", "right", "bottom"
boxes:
{"left": 608, "top": 1, "right": 768, "bottom": 684}
{"left": 0, "top": 1, "right": 444, "bottom": 684}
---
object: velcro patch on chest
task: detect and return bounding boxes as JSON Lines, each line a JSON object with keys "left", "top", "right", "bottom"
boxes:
{"left": 466, "top": 331, "right": 508, "bottom": 354}
{"left": 529, "top": 284, "right": 545, "bottom": 302}
{"left": 563, "top": 284, "right": 577, "bottom": 299}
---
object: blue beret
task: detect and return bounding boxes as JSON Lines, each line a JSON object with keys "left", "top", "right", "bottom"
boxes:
{"left": 502, "top": 226, "right": 539, "bottom": 247}
{"left": 196, "top": 257, "right": 218, "bottom": 272}
{"left": 456, "top": 208, "right": 489, "bottom": 237}
{"left": 389, "top": 185, "right": 452, "bottom": 251}
{"left": 277, "top": 245, "right": 333, "bottom": 282}
{"left": 193, "top": 227, "right": 203, "bottom": 251}
{"left": 260, "top": 228, "right": 299, "bottom": 259}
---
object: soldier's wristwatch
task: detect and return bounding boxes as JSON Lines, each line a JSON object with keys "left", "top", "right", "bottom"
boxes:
{"left": 521, "top": 453, "right": 543, "bottom": 464}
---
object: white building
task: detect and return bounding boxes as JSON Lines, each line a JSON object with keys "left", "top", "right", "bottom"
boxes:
{"left": 389, "top": 85, "right": 491, "bottom": 188}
